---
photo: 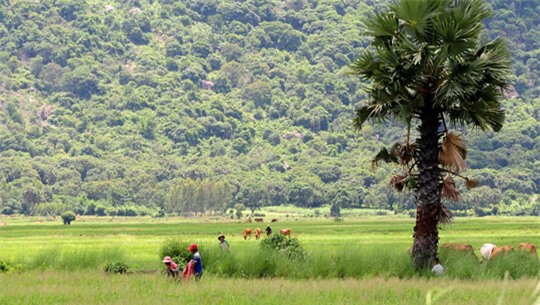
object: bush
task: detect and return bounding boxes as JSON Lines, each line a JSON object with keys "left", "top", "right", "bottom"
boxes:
{"left": 104, "top": 261, "right": 130, "bottom": 274}
{"left": 61, "top": 211, "right": 76, "bottom": 225}
{"left": 0, "top": 259, "right": 10, "bottom": 272}
{"left": 158, "top": 238, "right": 192, "bottom": 270}
{"left": 260, "top": 234, "right": 307, "bottom": 260}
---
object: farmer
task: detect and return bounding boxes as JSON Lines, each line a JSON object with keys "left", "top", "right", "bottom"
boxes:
{"left": 431, "top": 257, "right": 444, "bottom": 275}
{"left": 162, "top": 256, "right": 179, "bottom": 278}
{"left": 187, "top": 243, "right": 203, "bottom": 280}
{"left": 218, "top": 234, "right": 230, "bottom": 252}
{"left": 265, "top": 225, "right": 272, "bottom": 236}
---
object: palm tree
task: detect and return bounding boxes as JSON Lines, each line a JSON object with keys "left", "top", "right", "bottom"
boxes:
{"left": 350, "top": 0, "right": 511, "bottom": 269}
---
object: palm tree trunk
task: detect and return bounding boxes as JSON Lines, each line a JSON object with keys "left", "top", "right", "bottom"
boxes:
{"left": 412, "top": 105, "right": 443, "bottom": 269}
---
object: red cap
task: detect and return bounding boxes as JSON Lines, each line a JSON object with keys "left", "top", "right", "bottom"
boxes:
{"left": 187, "top": 244, "right": 198, "bottom": 251}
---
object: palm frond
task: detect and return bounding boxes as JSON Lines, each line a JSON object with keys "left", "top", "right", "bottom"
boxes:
{"left": 447, "top": 99, "right": 505, "bottom": 132}
{"left": 437, "top": 204, "right": 453, "bottom": 225}
{"left": 475, "top": 38, "right": 512, "bottom": 89}
{"left": 353, "top": 106, "right": 372, "bottom": 130}
{"left": 391, "top": 142, "right": 417, "bottom": 166}
{"left": 365, "top": 12, "right": 398, "bottom": 45}
{"left": 349, "top": 51, "right": 378, "bottom": 80}
{"left": 372, "top": 147, "right": 400, "bottom": 170}
{"left": 441, "top": 176, "right": 460, "bottom": 201}
{"left": 465, "top": 178, "right": 480, "bottom": 190}
{"left": 439, "top": 132, "right": 467, "bottom": 172}
{"left": 393, "top": 0, "right": 446, "bottom": 40}
{"left": 390, "top": 174, "right": 408, "bottom": 192}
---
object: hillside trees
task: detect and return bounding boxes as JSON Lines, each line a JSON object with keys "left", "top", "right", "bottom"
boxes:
{"left": 0, "top": 0, "right": 537, "bottom": 218}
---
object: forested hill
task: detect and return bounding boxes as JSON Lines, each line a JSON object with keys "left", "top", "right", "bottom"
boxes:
{"left": 0, "top": 0, "right": 539, "bottom": 217}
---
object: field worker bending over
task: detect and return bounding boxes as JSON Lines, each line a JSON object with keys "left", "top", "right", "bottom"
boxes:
{"left": 431, "top": 257, "right": 444, "bottom": 275}
{"left": 218, "top": 234, "right": 230, "bottom": 252}
{"left": 187, "top": 243, "right": 203, "bottom": 280}
{"left": 162, "top": 256, "right": 179, "bottom": 278}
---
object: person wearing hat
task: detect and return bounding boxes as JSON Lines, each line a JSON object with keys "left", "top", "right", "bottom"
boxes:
{"left": 218, "top": 234, "right": 230, "bottom": 252}
{"left": 187, "top": 243, "right": 203, "bottom": 280}
{"left": 162, "top": 256, "right": 179, "bottom": 278}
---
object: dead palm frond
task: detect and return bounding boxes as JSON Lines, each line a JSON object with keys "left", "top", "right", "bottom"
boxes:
{"left": 441, "top": 175, "right": 460, "bottom": 201}
{"left": 390, "top": 174, "right": 408, "bottom": 192}
{"left": 465, "top": 178, "right": 480, "bottom": 190}
{"left": 437, "top": 204, "right": 453, "bottom": 225}
{"left": 439, "top": 132, "right": 467, "bottom": 173}
{"left": 392, "top": 142, "right": 417, "bottom": 166}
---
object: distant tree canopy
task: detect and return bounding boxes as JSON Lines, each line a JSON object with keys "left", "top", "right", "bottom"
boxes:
{"left": 0, "top": 0, "right": 538, "bottom": 217}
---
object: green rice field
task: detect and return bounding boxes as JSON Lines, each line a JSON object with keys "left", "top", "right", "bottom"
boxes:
{"left": 1, "top": 216, "right": 539, "bottom": 304}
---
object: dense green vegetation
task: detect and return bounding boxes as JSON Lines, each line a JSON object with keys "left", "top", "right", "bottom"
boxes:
{"left": 0, "top": 0, "right": 539, "bottom": 217}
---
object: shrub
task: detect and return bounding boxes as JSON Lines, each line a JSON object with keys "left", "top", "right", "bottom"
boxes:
{"left": 260, "top": 234, "right": 307, "bottom": 260}
{"left": 159, "top": 238, "right": 192, "bottom": 270}
{"left": 0, "top": 259, "right": 10, "bottom": 272}
{"left": 61, "top": 211, "right": 76, "bottom": 225}
{"left": 104, "top": 261, "right": 130, "bottom": 274}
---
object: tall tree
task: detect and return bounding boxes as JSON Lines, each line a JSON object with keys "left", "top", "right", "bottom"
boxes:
{"left": 350, "top": 0, "right": 511, "bottom": 269}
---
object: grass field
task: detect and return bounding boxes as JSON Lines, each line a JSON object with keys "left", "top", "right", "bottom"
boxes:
{"left": 1, "top": 215, "right": 540, "bottom": 304}
{"left": 1, "top": 271, "right": 540, "bottom": 305}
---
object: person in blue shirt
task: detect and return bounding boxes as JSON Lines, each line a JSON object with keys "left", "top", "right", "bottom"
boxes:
{"left": 187, "top": 243, "right": 203, "bottom": 280}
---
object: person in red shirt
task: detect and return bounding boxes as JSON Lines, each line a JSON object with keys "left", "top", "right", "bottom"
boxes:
{"left": 162, "top": 256, "right": 179, "bottom": 278}
{"left": 187, "top": 244, "right": 203, "bottom": 280}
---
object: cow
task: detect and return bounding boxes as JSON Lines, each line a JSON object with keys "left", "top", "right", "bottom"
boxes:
{"left": 441, "top": 242, "right": 476, "bottom": 256}
{"left": 243, "top": 228, "right": 252, "bottom": 240}
{"left": 491, "top": 245, "right": 513, "bottom": 258}
{"left": 481, "top": 243, "right": 513, "bottom": 260}
{"left": 271, "top": 218, "right": 278, "bottom": 223}
{"left": 279, "top": 228, "right": 291, "bottom": 237}
{"left": 480, "top": 243, "right": 496, "bottom": 260}
{"left": 255, "top": 228, "right": 261, "bottom": 239}
{"left": 519, "top": 243, "right": 537, "bottom": 256}
{"left": 254, "top": 218, "right": 263, "bottom": 222}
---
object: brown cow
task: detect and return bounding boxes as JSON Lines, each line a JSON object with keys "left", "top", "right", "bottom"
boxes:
{"left": 519, "top": 243, "right": 537, "bottom": 255}
{"left": 441, "top": 242, "right": 476, "bottom": 256}
{"left": 279, "top": 228, "right": 291, "bottom": 237}
{"left": 254, "top": 218, "right": 263, "bottom": 222}
{"left": 491, "top": 245, "right": 514, "bottom": 258}
{"left": 271, "top": 218, "right": 278, "bottom": 223}
{"left": 243, "top": 228, "right": 252, "bottom": 240}
{"left": 255, "top": 228, "right": 261, "bottom": 239}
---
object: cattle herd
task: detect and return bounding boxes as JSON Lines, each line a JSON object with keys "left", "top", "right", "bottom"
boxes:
{"left": 243, "top": 227, "right": 292, "bottom": 239}
{"left": 243, "top": 218, "right": 292, "bottom": 240}
{"left": 240, "top": 219, "right": 537, "bottom": 263}
{"left": 441, "top": 242, "right": 537, "bottom": 260}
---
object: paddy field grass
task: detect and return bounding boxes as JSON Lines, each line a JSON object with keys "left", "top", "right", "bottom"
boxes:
{"left": 1, "top": 215, "right": 539, "bottom": 304}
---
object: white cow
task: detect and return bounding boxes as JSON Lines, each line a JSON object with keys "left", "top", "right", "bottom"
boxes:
{"left": 480, "top": 243, "right": 496, "bottom": 260}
